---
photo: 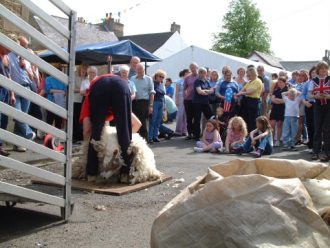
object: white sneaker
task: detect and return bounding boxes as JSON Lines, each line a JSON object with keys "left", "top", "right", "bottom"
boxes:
{"left": 194, "top": 147, "right": 204, "bottom": 153}
{"left": 218, "top": 147, "right": 226, "bottom": 153}
{"left": 29, "top": 131, "right": 36, "bottom": 141}
{"left": 274, "top": 141, "right": 281, "bottom": 147}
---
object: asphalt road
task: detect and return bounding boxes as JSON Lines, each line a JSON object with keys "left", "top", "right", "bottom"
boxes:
{"left": 0, "top": 130, "right": 314, "bottom": 248}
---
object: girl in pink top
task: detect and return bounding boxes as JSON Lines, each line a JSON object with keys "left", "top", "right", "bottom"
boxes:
{"left": 194, "top": 119, "right": 223, "bottom": 152}
{"left": 225, "top": 116, "right": 248, "bottom": 153}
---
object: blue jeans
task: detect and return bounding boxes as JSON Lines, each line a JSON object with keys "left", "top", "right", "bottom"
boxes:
{"left": 149, "top": 101, "right": 164, "bottom": 140}
{"left": 242, "top": 135, "right": 272, "bottom": 155}
{"left": 159, "top": 124, "right": 173, "bottom": 135}
{"left": 0, "top": 87, "right": 9, "bottom": 146}
{"left": 302, "top": 115, "right": 307, "bottom": 140}
{"left": 13, "top": 94, "right": 34, "bottom": 139}
{"left": 282, "top": 116, "right": 298, "bottom": 147}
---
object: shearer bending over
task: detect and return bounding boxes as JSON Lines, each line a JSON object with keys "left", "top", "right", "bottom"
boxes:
{"left": 80, "top": 74, "right": 137, "bottom": 182}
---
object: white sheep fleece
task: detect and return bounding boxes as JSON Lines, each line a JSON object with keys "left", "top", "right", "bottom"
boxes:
{"left": 72, "top": 125, "right": 161, "bottom": 185}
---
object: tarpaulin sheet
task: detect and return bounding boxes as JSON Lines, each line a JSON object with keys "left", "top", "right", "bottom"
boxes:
{"left": 151, "top": 159, "right": 330, "bottom": 248}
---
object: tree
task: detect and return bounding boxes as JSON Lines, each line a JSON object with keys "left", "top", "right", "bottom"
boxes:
{"left": 211, "top": 0, "right": 272, "bottom": 58}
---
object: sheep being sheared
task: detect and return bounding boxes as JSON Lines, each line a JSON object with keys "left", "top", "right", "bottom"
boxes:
{"left": 72, "top": 125, "right": 161, "bottom": 185}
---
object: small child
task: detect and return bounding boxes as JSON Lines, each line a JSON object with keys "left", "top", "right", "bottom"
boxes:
{"left": 234, "top": 116, "right": 273, "bottom": 157}
{"left": 225, "top": 116, "right": 248, "bottom": 153}
{"left": 281, "top": 88, "right": 301, "bottom": 151}
{"left": 194, "top": 119, "right": 223, "bottom": 153}
{"left": 211, "top": 106, "right": 228, "bottom": 138}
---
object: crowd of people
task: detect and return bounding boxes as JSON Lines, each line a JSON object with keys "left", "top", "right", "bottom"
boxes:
{"left": 172, "top": 61, "right": 330, "bottom": 162}
{"left": 0, "top": 34, "right": 100, "bottom": 155}
{"left": 1, "top": 35, "right": 330, "bottom": 167}
{"left": 0, "top": 34, "right": 41, "bottom": 155}
{"left": 110, "top": 57, "right": 330, "bottom": 163}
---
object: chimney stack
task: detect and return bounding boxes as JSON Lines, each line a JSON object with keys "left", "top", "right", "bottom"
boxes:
{"left": 170, "top": 22, "right": 181, "bottom": 34}
{"left": 102, "top": 12, "right": 124, "bottom": 37}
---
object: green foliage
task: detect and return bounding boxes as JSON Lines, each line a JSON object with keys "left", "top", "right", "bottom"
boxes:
{"left": 211, "top": 0, "right": 272, "bottom": 58}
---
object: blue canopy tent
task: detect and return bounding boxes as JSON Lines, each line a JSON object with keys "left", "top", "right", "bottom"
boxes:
{"left": 39, "top": 40, "right": 161, "bottom": 65}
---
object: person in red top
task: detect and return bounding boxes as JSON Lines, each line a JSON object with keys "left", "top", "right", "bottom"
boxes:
{"left": 81, "top": 74, "right": 133, "bottom": 182}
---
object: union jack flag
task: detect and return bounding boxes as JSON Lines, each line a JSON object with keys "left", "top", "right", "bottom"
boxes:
{"left": 312, "top": 76, "right": 330, "bottom": 105}
{"left": 224, "top": 87, "right": 233, "bottom": 112}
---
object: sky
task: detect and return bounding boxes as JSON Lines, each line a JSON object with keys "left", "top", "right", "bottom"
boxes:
{"left": 34, "top": 0, "right": 330, "bottom": 61}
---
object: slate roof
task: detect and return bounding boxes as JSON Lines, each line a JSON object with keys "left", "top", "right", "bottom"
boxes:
{"left": 249, "top": 51, "right": 283, "bottom": 69}
{"left": 280, "top": 61, "right": 319, "bottom": 72}
{"left": 32, "top": 15, "right": 117, "bottom": 49}
{"left": 119, "top": 32, "right": 174, "bottom": 53}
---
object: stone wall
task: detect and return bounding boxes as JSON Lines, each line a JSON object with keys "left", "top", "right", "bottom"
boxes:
{"left": 0, "top": 0, "right": 29, "bottom": 36}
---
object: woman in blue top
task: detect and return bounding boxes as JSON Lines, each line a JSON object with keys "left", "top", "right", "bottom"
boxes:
{"left": 45, "top": 74, "right": 66, "bottom": 129}
{"left": 148, "top": 70, "right": 166, "bottom": 144}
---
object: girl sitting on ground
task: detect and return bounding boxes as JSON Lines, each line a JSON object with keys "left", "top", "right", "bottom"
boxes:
{"left": 194, "top": 119, "right": 223, "bottom": 153}
{"left": 224, "top": 116, "right": 248, "bottom": 153}
{"left": 234, "top": 116, "right": 273, "bottom": 158}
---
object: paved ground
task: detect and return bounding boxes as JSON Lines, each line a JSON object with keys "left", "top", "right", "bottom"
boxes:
{"left": 0, "top": 127, "right": 315, "bottom": 248}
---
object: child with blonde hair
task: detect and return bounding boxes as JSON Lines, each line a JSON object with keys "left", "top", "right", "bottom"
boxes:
{"left": 224, "top": 116, "right": 247, "bottom": 153}
{"left": 194, "top": 119, "right": 223, "bottom": 153}
{"left": 234, "top": 116, "right": 273, "bottom": 157}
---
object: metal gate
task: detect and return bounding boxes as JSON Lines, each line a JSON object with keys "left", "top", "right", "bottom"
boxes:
{"left": 0, "top": 0, "right": 76, "bottom": 220}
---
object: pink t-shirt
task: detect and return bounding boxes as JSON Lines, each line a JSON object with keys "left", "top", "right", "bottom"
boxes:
{"left": 227, "top": 129, "right": 243, "bottom": 144}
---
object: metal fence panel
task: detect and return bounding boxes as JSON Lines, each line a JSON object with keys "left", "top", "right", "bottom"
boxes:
{"left": 0, "top": 156, "right": 65, "bottom": 185}
{"left": 0, "top": 102, "right": 66, "bottom": 140}
{"left": 0, "top": 0, "right": 75, "bottom": 220}
{"left": 19, "top": 0, "right": 70, "bottom": 39}
{"left": 63, "top": 9, "right": 77, "bottom": 220}
{"left": 0, "top": 182, "right": 65, "bottom": 207}
{"left": 0, "top": 75, "right": 67, "bottom": 119}
{"left": 0, "top": 4, "right": 69, "bottom": 62}
{"left": 0, "top": 129, "right": 66, "bottom": 163}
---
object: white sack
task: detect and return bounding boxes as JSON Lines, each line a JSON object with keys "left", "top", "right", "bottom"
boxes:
{"left": 151, "top": 158, "right": 330, "bottom": 248}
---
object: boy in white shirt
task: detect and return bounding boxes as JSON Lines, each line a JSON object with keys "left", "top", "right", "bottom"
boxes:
{"left": 281, "top": 88, "right": 301, "bottom": 150}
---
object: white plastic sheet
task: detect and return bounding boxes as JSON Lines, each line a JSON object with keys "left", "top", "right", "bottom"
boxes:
{"left": 151, "top": 159, "right": 330, "bottom": 248}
